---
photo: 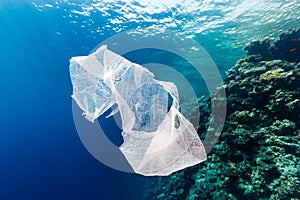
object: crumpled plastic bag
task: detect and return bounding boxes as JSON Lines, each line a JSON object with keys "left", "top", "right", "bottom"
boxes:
{"left": 70, "top": 45, "right": 206, "bottom": 176}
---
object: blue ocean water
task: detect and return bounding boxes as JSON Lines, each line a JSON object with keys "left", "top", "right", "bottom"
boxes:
{"left": 0, "top": 2, "right": 146, "bottom": 200}
{"left": 0, "top": 0, "right": 299, "bottom": 199}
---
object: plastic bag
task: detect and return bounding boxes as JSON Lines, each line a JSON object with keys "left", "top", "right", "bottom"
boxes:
{"left": 70, "top": 45, "right": 206, "bottom": 176}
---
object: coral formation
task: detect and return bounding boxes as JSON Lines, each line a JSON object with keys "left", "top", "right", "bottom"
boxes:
{"left": 244, "top": 28, "right": 300, "bottom": 62}
{"left": 145, "top": 29, "right": 300, "bottom": 199}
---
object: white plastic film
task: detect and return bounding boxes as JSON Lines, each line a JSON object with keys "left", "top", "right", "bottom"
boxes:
{"left": 70, "top": 45, "right": 206, "bottom": 176}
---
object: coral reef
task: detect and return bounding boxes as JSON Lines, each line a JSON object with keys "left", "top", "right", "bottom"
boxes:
{"left": 244, "top": 28, "right": 300, "bottom": 62}
{"left": 145, "top": 29, "right": 300, "bottom": 199}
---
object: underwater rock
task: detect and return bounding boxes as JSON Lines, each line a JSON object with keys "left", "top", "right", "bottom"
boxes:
{"left": 244, "top": 28, "right": 300, "bottom": 62}
{"left": 146, "top": 30, "right": 300, "bottom": 199}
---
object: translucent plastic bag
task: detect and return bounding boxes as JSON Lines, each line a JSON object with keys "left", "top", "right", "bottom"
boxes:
{"left": 70, "top": 45, "right": 206, "bottom": 176}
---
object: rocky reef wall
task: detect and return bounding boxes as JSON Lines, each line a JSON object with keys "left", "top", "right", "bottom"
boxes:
{"left": 145, "top": 29, "right": 300, "bottom": 200}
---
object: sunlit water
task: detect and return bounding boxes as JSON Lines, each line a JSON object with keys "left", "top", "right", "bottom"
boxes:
{"left": 31, "top": 0, "right": 300, "bottom": 69}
